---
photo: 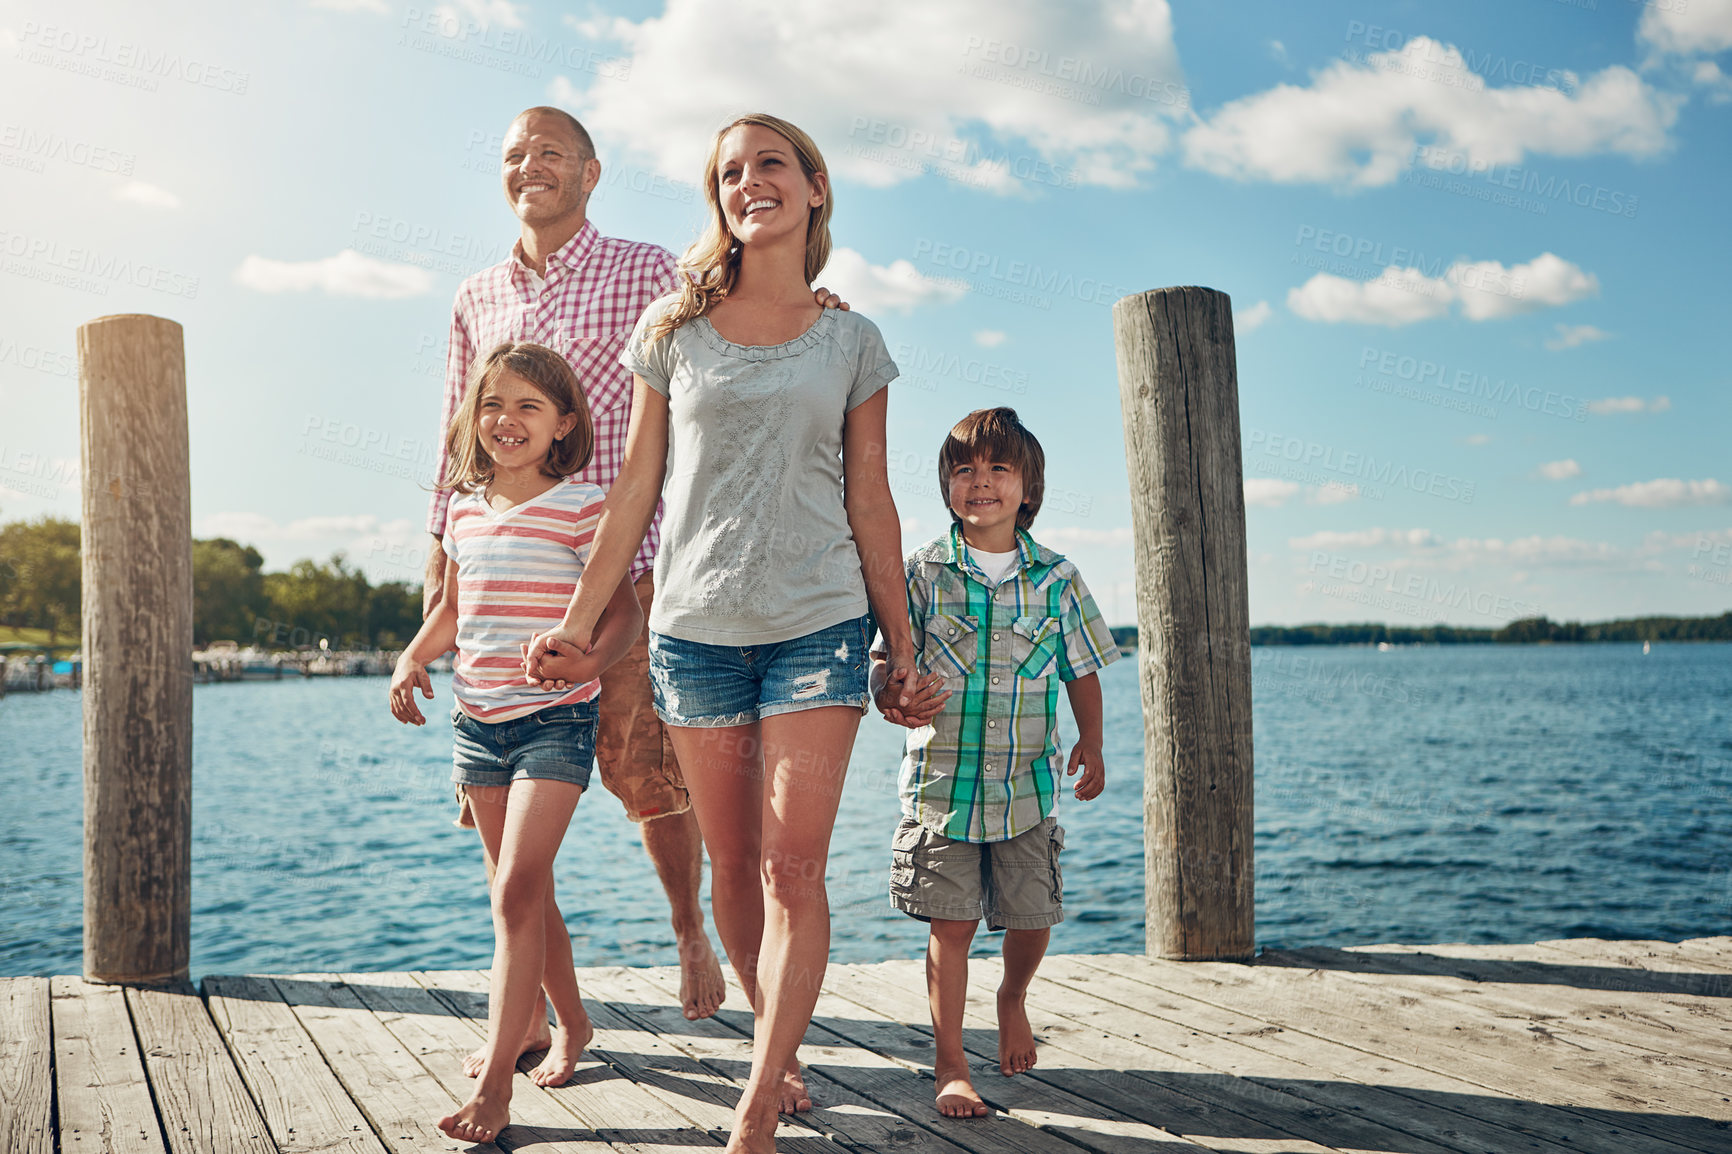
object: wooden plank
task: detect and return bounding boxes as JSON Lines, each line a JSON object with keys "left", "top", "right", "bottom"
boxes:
{"left": 50, "top": 975, "right": 169, "bottom": 1154}
{"left": 610, "top": 964, "right": 1052, "bottom": 1154}
{"left": 0, "top": 978, "right": 53, "bottom": 1154}
{"left": 1534, "top": 938, "right": 1732, "bottom": 982}
{"left": 271, "top": 974, "right": 478, "bottom": 1153}
{"left": 1058, "top": 954, "right": 1724, "bottom": 1151}
{"left": 1299, "top": 946, "right": 1732, "bottom": 1072}
{"left": 125, "top": 984, "right": 276, "bottom": 1154}
{"left": 812, "top": 960, "right": 1370, "bottom": 1154}
{"left": 337, "top": 970, "right": 637, "bottom": 1154}
{"left": 416, "top": 968, "right": 743, "bottom": 1138}
{"left": 203, "top": 975, "right": 385, "bottom": 1154}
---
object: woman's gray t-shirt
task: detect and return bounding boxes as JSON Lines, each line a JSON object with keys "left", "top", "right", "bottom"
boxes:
{"left": 620, "top": 297, "right": 899, "bottom": 645}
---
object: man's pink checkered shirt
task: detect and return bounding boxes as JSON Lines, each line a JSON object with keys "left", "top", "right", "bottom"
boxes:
{"left": 428, "top": 221, "right": 677, "bottom": 580}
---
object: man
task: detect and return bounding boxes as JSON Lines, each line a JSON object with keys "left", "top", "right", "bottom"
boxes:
{"left": 425, "top": 106, "right": 845, "bottom": 1034}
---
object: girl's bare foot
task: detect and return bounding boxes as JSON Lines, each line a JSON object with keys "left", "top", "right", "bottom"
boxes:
{"left": 437, "top": 1090, "right": 510, "bottom": 1145}
{"left": 679, "top": 935, "right": 727, "bottom": 1021}
{"left": 462, "top": 1015, "right": 552, "bottom": 1079}
{"left": 934, "top": 1065, "right": 991, "bottom": 1118}
{"left": 996, "top": 989, "right": 1038, "bottom": 1075}
{"left": 779, "top": 1062, "right": 812, "bottom": 1113}
{"left": 528, "top": 1008, "right": 594, "bottom": 1086}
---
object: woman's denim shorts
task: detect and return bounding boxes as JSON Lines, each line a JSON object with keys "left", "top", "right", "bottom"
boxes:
{"left": 647, "top": 613, "right": 874, "bottom": 727}
{"left": 450, "top": 700, "right": 598, "bottom": 790}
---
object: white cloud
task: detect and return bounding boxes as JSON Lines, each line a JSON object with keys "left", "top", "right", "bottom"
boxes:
{"left": 1638, "top": 0, "right": 1732, "bottom": 57}
{"left": 1692, "top": 59, "right": 1732, "bottom": 103}
{"left": 1183, "top": 37, "right": 1679, "bottom": 188}
{"left": 1464, "top": 433, "right": 1492, "bottom": 446}
{"left": 1288, "top": 252, "right": 1597, "bottom": 326}
{"left": 1570, "top": 478, "right": 1731, "bottom": 508}
{"left": 1244, "top": 478, "right": 1300, "bottom": 507}
{"left": 554, "top": 0, "right": 1187, "bottom": 193}
{"left": 112, "top": 180, "right": 181, "bottom": 210}
{"left": 1235, "top": 300, "right": 1272, "bottom": 332}
{"left": 1544, "top": 322, "right": 1610, "bottom": 350}
{"left": 815, "top": 248, "right": 966, "bottom": 315}
{"left": 1308, "top": 481, "right": 1360, "bottom": 505}
{"left": 1538, "top": 459, "right": 1582, "bottom": 480}
{"left": 1039, "top": 526, "right": 1134, "bottom": 547}
{"left": 973, "top": 329, "right": 1008, "bottom": 348}
{"left": 1268, "top": 40, "right": 1288, "bottom": 63}
{"left": 310, "top": 0, "right": 389, "bottom": 12}
{"left": 1289, "top": 527, "right": 1442, "bottom": 551}
{"left": 432, "top": 0, "right": 523, "bottom": 30}
{"left": 195, "top": 513, "right": 412, "bottom": 541}
{"left": 233, "top": 250, "right": 436, "bottom": 299}
{"left": 1586, "top": 395, "right": 1670, "bottom": 414}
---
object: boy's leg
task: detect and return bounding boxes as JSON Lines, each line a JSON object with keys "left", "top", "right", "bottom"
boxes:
{"left": 927, "top": 918, "right": 990, "bottom": 1118}
{"left": 997, "top": 927, "right": 1050, "bottom": 1075}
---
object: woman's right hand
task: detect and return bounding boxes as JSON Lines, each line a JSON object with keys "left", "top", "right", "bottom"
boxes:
{"left": 525, "top": 622, "right": 593, "bottom": 679}
{"left": 389, "top": 656, "right": 434, "bottom": 725}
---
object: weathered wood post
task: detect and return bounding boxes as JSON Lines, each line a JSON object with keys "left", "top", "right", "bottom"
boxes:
{"left": 79, "top": 314, "right": 193, "bottom": 985}
{"left": 1113, "top": 287, "right": 1254, "bottom": 961}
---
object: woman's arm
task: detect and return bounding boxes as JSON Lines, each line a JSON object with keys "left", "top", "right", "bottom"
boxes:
{"left": 527, "top": 377, "right": 669, "bottom": 666}
{"left": 843, "top": 388, "right": 920, "bottom": 708}
{"left": 390, "top": 555, "right": 459, "bottom": 725}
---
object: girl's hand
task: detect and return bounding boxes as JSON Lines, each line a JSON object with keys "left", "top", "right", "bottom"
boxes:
{"left": 520, "top": 637, "right": 602, "bottom": 690}
{"left": 526, "top": 623, "right": 592, "bottom": 675}
{"left": 1067, "top": 741, "right": 1105, "bottom": 801}
{"left": 389, "top": 656, "right": 434, "bottom": 725}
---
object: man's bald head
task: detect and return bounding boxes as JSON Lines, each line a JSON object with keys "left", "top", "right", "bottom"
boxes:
{"left": 511, "top": 107, "right": 594, "bottom": 159}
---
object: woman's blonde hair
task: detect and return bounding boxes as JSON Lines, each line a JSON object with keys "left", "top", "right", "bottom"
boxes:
{"left": 440, "top": 342, "right": 594, "bottom": 493}
{"left": 647, "top": 113, "right": 832, "bottom": 343}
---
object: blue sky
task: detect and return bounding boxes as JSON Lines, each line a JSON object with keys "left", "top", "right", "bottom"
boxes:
{"left": 2, "top": 0, "right": 1728, "bottom": 627}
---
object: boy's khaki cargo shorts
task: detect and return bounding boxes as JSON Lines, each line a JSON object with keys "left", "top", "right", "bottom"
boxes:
{"left": 889, "top": 815, "right": 1064, "bottom": 931}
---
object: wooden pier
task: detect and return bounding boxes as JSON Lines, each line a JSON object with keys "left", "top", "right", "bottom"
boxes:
{"left": 7, "top": 936, "right": 1731, "bottom": 1153}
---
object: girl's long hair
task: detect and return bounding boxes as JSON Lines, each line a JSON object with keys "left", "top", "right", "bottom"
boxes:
{"left": 440, "top": 342, "right": 594, "bottom": 494}
{"left": 646, "top": 113, "right": 833, "bottom": 343}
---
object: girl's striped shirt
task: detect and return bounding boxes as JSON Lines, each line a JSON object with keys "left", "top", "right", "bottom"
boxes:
{"left": 442, "top": 476, "right": 605, "bottom": 722}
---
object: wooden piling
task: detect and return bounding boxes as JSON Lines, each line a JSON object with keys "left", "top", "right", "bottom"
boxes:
{"left": 1113, "top": 287, "right": 1254, "bottom": 961}
{"left": 78, "top": 314, "right": 193, "bottom": 985}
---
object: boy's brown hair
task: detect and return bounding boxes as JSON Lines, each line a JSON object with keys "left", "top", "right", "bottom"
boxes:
{"left": 439, "top": 341, "right": 594, "bottom": 494}
{"left": 938, "top": 407, "right": 1045, "bottom": 530}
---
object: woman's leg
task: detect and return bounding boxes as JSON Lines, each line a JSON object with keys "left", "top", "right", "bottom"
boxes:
{"left": 729, "top": 705, "right": 860, "bottom": 1151}
{"left": 438, "top": 777, "right": 584, "bottom": 1144}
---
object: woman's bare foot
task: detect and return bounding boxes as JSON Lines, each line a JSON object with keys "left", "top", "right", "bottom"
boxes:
{"left": 725, "top": 1094, "right": 780, "bottom": 1154}
{"left": 462, "top": 1013, "right": 552, "bottom": 1079}
{"left": 437, "top": 1090, "right": 510, "bottom": 1145}
{"left": 934, "top": 1064, "right": 991, "bottom": 1118}
{"left": 996, "top": 988, "right": 1038, "bottom": 1075}
{"left": 679, "top": 935, "right": 727, "bottom": 1020}
{"left": 777, "top": 1062, "right": 813, "bottom": 1113}
{"left": 527, "top": 1007, "right": 594, "bottom": 1086}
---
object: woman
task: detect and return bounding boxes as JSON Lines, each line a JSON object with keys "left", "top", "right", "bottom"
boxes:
{"left": 527, "top": 113, "right": 935, "bottom": 1152}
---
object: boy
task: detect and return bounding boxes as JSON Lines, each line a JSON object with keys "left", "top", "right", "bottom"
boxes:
{"left": 871, "top": 407, "right": 1119, "bottom": 1119}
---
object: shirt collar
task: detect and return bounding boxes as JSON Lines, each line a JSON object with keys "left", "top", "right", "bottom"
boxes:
{"left": 939, "top": 523, "right": 1057, "bottom": 582}
{"left": 510, "top": 220, "right": 598, "bottom": 291}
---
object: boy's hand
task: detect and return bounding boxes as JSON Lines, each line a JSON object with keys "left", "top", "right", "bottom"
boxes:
{"left": 1066, "top": 740, "right": 1105, "bottom": 801}
{"left": 872, "top": 658, "right": 950, "bottom": 727}
{"left": 389, "top": 656, "right": 433, "bottom": 725}
{"left": 521, "top": 637, "right": 601, "bottom": 690}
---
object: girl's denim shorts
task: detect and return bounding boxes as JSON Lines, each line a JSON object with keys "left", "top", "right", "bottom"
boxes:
{"left": 647, "top": 613, "right": 874, "bottom": 727}
{"left": 450, "top": 700, "right": 598, "bottom": 790}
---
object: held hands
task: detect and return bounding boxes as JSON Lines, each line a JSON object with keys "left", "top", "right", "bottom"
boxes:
{"left": 521, "top": 635, "right": 602, "bottom": 690}
{"left": 389, "top": 655, "right": 434, "bottom": 725}
{"left": 524, "top": 623, "right": 592, "bottom": 681}
{"left": 871, "top": 656, "right": 951, "bottom": 728}
{"left": 1067, "top": 740, "right": 1105, "bottom": 801}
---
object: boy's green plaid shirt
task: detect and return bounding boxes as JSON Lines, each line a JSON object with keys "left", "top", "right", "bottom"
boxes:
{"left": 897, "top": 525, "right": 1119, "bottom": 843}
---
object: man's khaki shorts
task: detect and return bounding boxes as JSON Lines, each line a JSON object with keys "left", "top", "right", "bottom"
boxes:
{"left": 457, "top": 573, "right": 690, "bottom": 826}
{"left": 889, "top": 815, "right": 1064, "bottom": 931}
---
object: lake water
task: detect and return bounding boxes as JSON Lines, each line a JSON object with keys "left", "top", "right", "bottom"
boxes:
{"left": 3, "top": 643, "right": 1728, "bottom": 977}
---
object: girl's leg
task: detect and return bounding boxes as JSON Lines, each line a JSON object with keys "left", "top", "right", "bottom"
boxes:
{"left": 461, "top": 787, "right": 551, "bottom": 1078}
{"left": 728, "top": 706, "right": 860, "bottom": 1152}
{"left": 438, "top": 777, "right": 584, "bottom": 1145}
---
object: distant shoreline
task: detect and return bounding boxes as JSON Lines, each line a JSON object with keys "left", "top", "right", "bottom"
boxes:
{"left": 1111, "top": 612, "right": 1732, "bottom": 648}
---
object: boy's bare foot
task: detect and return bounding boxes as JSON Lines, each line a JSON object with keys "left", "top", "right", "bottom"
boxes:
{"left": 934, "top": 1064, "right": 991, "bottom": 1118}
{"left": 778, "top": 1062, "right": 813, "bottom": 1113}
{"left": 528, "top": 1010, "right": 594, "bottom": 1086}
{"left": 678, "top": 935, "right": 727, "bottom": 1020}
{"left": 437, "top": 1090, "right": 510, "bottom": 1145}
{"left": 462, "top": 1015, "right": 552, "bottom": 1079}
{"left": 997, "top": 988, "right": 1038, "bottom": 1075}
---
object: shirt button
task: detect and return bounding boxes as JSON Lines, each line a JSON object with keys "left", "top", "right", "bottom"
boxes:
{"left": 992, "top": 633, "right": 1001, "bottom": 641}
{"left": 988, "top": 720, "right": 996, "bottom": 728}
{"left": 991, "top": 676, "right": 1000, "bottom": 684}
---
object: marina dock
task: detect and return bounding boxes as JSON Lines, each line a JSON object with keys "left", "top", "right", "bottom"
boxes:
{"left": 7, "top": 935, "right": 1731, "bottom": 1153}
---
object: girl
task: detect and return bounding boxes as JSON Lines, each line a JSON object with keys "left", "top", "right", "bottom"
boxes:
{"left": 389, "top": 341, "right": 644, "bottom": 1145}
{"left": 525, "top": 114, "right": 934, "bottom": 1153}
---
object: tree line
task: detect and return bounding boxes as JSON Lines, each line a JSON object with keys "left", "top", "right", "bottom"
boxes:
{"left": 1112, "top": 614, "right": 1732, "bottom": 650}
{"left": 0, "top": 516, "right": 422, "bottom": 651}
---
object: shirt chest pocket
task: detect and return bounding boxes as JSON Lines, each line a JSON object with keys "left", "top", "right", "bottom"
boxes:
{"left": 557, "top": 331, "right": 630, "bottom": 415}
{"left": 1012, "top": 615, "right": 1062, "bottom": 680}
{"left": 920, "top": 613, "right": 978, "bottom": 680}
